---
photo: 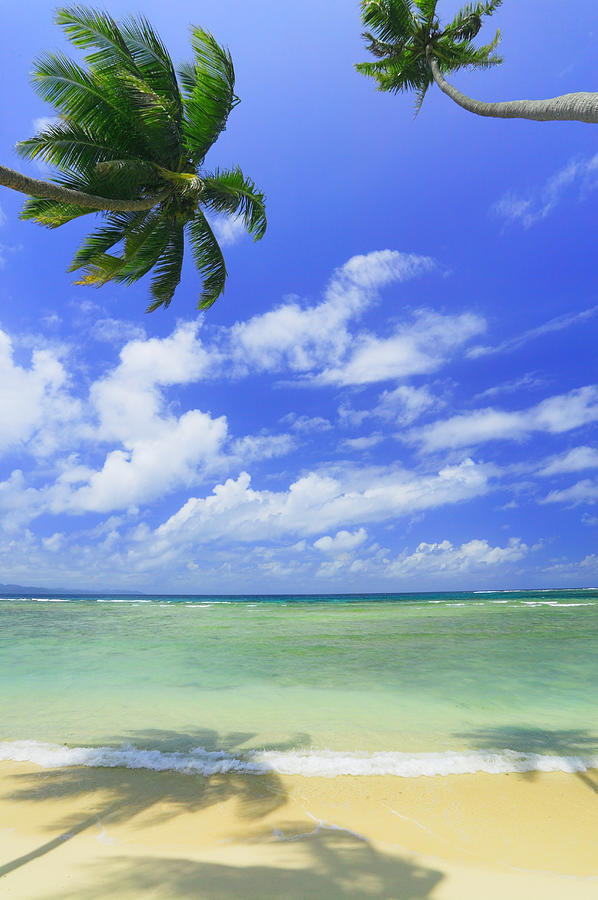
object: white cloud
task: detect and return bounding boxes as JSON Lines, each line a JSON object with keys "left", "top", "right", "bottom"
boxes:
{"left": 0, "top": 329, "right": 81, "bottom": 456}
{"left": 33, "top": 116, "right": 60, "bottom": 133}
{"left": 410, "top": 386, "right": 598, "bottom": 453}
{"left": 317, "top": 310, "right": 485, "bottom": 386}
{"left": 384, "top": 537, "right": 528, "bottom": 577}
{"left": 90, "top": 318, "right": 146, "bottom": 344}
{"left": 45, "top": 324, "right": 229, "bottom": 513}
{"left": 363, "top": 384, "right": 438, "bottom": 426}
{"left": 0, "top": 470, "right": 43, "bottom": 532}
{"left": 87, "top": 322, "right": 213, "bottom": 444}
{"left": 340, "top": 434, "right": 384, "bottom": 450}
{"left": 42, "top": 532, "right": 65, "bottom": 552}
{"left": 474, "top": 373, "right": 545, "bottom": 400}
{"left": 51, "top": 409, "right": 228, "bottom": 513}
{"left": 280, "top": 413, "right": 332, "bottom": 432}
{"left": 541, "top": 479, "right": 598, "bottom": 507}
{"left": 0, "top": 242, "right": 22, "bottom": 269}
{"left": 146, "top": 458, "right": 490, "bottom": 549}
{"left": 228, "top": 250, "right": 437, "bottom": 376}
{"left": 210, "top": 214, "right": 246, "bottom": 247}
{"left": 337, "top": 386, "right": 437, "bottom": 431}
{"left": 307, "top": 535, "right": 529, "bottom": 582}
{"left": 314, "top": 528, "right": 368, "bottom": 554}
{"left": 493, "top": 153, "right": 598, "bottom": 227}
{"left": 0, "top": 203, "right": 6, "bottom": 226}
{"left": 539, "top": 446, "right": 598, "bottom": 477}
{"left": 468, "top": 307, "right": 598, "bottom": 359}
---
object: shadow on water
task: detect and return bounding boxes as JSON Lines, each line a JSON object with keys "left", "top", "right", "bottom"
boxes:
{"left": 33, "top": 834, "right": 444, "bottom": 900}
{"left": 0, "top": 728, "right": 298, "bottom": 878}
{"left": 458, "top": 726, "right": 598, "bottom": 794}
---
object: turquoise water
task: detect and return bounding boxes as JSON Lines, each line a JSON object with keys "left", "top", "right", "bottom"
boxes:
{"left": 1, "top": 590, "right": 597, "bottom": 775}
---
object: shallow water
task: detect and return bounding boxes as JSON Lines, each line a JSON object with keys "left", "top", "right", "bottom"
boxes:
{"left": 1, "top": 590, "right": 597, "bottom": 775}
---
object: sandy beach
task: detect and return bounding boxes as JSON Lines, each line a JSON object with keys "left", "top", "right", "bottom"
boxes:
{"left": 1, "top": 761, "right": 597, "bottom": 899}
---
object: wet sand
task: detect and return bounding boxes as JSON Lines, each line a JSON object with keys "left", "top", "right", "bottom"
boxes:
{"left": 1, "top": 761, "right": 597, "bottom": 898}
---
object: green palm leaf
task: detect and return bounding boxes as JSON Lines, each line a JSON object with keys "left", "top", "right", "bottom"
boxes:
{"left": 202, "top": 167, "right": 267, "bottom": 240}
{"left": 146, "top": 222, "right": 185, "bottom": 311}
{"left": 20, "top": 197, "right": 90, "bottom": 228}
{"left": 357, "top": 0, "right": 502, "bottom": 113}
{"left": 179, "top": 27, "right": 237, "bottom": 165}
{"left": 188, "top": 212, "right": 227, "bottom": 309}
{"left": 9, "top": 6, "right": 266, "bottom": 312}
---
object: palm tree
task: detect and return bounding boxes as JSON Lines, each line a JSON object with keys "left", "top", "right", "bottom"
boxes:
{"left": 0, "top": 6, "right": 266, "bottom": 311}
{"left": 356, "top": 0, "right": 598, "bottom": 123}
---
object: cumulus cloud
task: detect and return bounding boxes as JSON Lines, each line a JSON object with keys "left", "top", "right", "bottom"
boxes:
{"left": 492, "top": 153, "right": 598, "bottom": 227}
{"left": 146, "top": 458, "right": 490, "bottom": 550}
{"left": 314, "top": 528, "right": 368, "bottom": 554}
{"left": 410, "top": 386, "right": 598, "bottom": 453}
{"left": 51, "top": 410, "right": 228, "bottom": 513}
{"left": 304, "top": 535, "right": 529, "bottom": 582}
{"left": 46, "top": 324, "right": 230, "bottom": 513}
{"left": 0, "top": 328, "right": 81, "bottom": 456}
{"left": 384, "top": 537, "right": 528, "bottom": 577}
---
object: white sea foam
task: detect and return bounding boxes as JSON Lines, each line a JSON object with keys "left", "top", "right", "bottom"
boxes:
{"left": 35, "top": 598, "right": 70, "bottom": 602}
{"left": 1, "top": 741, "right": 597, "bottom": 779}
{"left": 522, "top": 601, "right": 594, "bottom": 608}
{"left": 97, "top": 598, "right": 151, "bottom": 603}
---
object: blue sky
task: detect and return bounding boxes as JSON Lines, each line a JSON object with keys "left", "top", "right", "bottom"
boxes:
{"left": 1, "top": 0, "right": 598, "bottom": 592}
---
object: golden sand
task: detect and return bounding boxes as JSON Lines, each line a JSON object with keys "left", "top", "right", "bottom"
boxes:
{"left": 1, "top": 761, "right": 597, "bottom": 898}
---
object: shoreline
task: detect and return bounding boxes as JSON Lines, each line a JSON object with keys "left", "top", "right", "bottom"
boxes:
{"left": 1, "top": 761, "right": 597, "bottom": 898}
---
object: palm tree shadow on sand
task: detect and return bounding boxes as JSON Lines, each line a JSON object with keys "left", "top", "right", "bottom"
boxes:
{"left": 32, "top": 834, "right": 444, "bottom": 900}
{"left": 1, "top": 725, "right": 445, "bottom": 898}
{"left": 457, "top": 726, "right": 598, "bottom": 794}
{"left": 0, "top": 728, "right": 303, "bottom": 878}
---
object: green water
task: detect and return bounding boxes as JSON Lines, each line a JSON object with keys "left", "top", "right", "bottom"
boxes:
{"left": 1, "top": 592, "right": 597, "bottom": 760}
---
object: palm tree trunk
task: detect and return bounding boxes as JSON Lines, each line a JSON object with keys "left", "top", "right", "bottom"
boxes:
{"left": 428, "top": 54, "right": 598, "bottom": 124}
{"left": 0, "top": 164, "right": 167, "bottom": 211}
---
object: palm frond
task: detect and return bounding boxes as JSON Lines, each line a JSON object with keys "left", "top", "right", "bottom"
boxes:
{"left": 72, "top": 206, "right": 171, "bottom": 286}
{"left": 179, "top": 26, "right": 237, "bottom": 165}
{"left": 202, "top": 166, "right": 266, "bottom": 240}
{"left": 413, "top": 0, "right": 438, "bottom": 24}
{"left": 15, "top": 7, "right": 265, "bottom": 312}
{"left": 56, "top": 5, "right": 133, "bottom": 69}
{"left": 68, "top": 210, "right": 147, "bottom": 268}
{"left": 19, "top": 196, "right": 90, "bottom": 228}
{"left": 360, "top": 1, "right": 416, "bottom": 45}
{"left": 357, "top": 0, "right": 503, "bottom": 108}
{"left": 119, "top": 14, "right": 182, "bottom": 111}
{"left": 188, "top": 212, "right": 227, "bottom": 309}
{"left": 146, "top": 222, "right": 185, "bottom": 311}
{"left": 28, "top": 51, "right": 145, "bottom": 158}
{"left": 17, "top": 121, "right": 118, "bottom": 173}
{"left": 117, "top": 70, "right": 181, "bottom": 166}
{"left": 443, "top": 1, "right": 502, "bottom": 41}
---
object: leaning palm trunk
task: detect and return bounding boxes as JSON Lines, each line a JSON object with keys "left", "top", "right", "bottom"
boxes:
{"left": 0, "top": 164, "right": 166, "bottom": 212}
{"left": 428, "top": 52, "right": 598, "bottom": 124}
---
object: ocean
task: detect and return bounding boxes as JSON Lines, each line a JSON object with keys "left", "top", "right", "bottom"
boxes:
{"left": 1, "top": 589, "right": 597, "bottom": 778}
